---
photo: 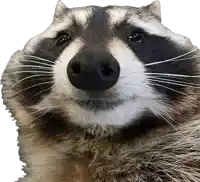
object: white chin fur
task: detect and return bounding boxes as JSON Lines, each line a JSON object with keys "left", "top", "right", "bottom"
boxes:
{"left": 52, "top": 37, "right": 168, "bottom": 127}
{"left": 63, "top": 98, "right": 167, "bottom": 128}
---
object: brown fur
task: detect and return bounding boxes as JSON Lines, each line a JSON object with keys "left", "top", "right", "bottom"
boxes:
{"left": 2, "top": 76, "right": 200, "bottom": 181}
{"left": 7, "top": 107, "right": 200, "bottom": 182}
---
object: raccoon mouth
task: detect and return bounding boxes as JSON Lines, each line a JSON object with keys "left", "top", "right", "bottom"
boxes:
{"left": 75, "top": 99, "right": 124, "bottom": 110}
{"left": 71, "top": 91, "right": 135, "bottom": 110}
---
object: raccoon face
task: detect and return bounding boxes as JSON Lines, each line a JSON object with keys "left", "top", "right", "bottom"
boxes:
{"left": 3, "top": 0, "right": 199, "bottom": 136}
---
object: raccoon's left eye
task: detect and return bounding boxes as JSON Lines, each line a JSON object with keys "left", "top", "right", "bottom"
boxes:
{"left": 128, "top": 29, "right": 147, "bottom": 44}
{"left": 56, "top": 31, "right": 72, "bottom": 46}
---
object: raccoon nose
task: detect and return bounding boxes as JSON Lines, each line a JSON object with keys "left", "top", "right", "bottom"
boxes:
{"left": 67, "top": 55, "right": 120, "bottom": 91}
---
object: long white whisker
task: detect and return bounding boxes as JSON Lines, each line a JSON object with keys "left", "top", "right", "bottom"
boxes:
{"left": 147, "top": 76, "right": 189, "bottom": 83}
{"left": 159, "top": 114, "right": 180, "bottom": 133}
{"left": 149, "top": 78, "right": 200, "bottom": 88}
{"left": 27, "top": 85, "right": 55, "bottom": 101}
{"left": 28, "top": 104, "right": 52, "bottom": 115}
{"left": 30, "top": 106, "right": 60, "bottom": 116}
{"left": 145, "top": 55, "right": 200, "bottom": 67}
{"left": 12, "top": 74, "right": 52, "bottom": 88}
{"left": 38, "top": 49, "right": 58, "bottom": 60}
{"left": 4, "top": 70, "right": 53, "bottom": 75}
{"left": 6, "top": 65, "right": 53, "bottom": 70}
{"left": 29, "top": 108, "right": 47, "bottom": 116}
{"left": 144, "top": 47, "right": 198, "bottom": 67}
{"left": 9, "top": 81, "right": 54, "bottom": 98}
{"left": 22, "top": 59, "right": 53, "bottom": 67}
{"left": 30, "top": 108, "right": 53, "bottom": 124}
{"left": 148, "top": 83, "right": 187, "bottom": 95}
{"left": 159, "top": 115, "right": 195, "bottom": 147}
{"left": 146, "top": 73, "right": 200, "bottom": 78}
{"left": 148, "top": 76, "right": 200, "bottom": 86}
{"left": 23, "top": 55, "right": 55, "bottom": 64}
{"left": 122, "top": 71, "right": 200, "bottom": 80}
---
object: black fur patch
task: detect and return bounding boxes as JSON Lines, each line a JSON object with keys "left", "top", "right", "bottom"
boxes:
{"left": 83, "top": 7, "right": 110, "bottom": 44}
{"left": 19, "top": 35, "right": 73, "bottom": 106}
{"left": 18, "top": 21, "right": 82, "bottom": 106}
{"left": 31, "top": 109, "right": 84, "bottom": 142}
{"left": 116, "top": 21, "right": 198, "bottom": 100}
{"left": 116, "top": 112, "right": 169, "bottom": 141}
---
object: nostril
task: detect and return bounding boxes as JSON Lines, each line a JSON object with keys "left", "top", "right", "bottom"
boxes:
{"left": 71, "top": 62, "right": 81, "bottom": 74}
{"left": 101, "top": 63, "right": 114, "bottom": 77}
{"left": 67, "top": 56, "right": 120, "bottom": 91}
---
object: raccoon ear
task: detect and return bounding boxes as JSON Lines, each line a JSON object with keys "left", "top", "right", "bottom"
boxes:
{"left": 146, "top": 0, "right": 161, "bottom": 21}
{"left": 54, "top": 0, "right": 68, "bottom": 20}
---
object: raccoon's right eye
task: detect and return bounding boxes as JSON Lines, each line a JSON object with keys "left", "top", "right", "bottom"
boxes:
{"left": 55, "top": 31, "right": 72, "bottom": 46}
{"left": 128, "top": 28, "right": 147, "bottom": 44}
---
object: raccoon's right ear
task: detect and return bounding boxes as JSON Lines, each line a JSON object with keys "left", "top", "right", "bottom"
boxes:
{"left": 53, "top": 0, "right": 68, "bottom": 20}
{"left": 146, "top": 0, "right": 161, "bottom": 21}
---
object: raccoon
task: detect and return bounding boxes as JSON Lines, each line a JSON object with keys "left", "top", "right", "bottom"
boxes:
{"left": 2, "top": 0, "right": 200, "bottom": 181}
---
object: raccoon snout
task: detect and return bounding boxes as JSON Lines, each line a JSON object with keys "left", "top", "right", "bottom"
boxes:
{"left": 67, "top": 51, "right": 120, "bottom": 91}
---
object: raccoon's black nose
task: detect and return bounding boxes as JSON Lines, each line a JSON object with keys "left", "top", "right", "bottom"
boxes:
{"left": 67, "top": 52, "right": 120, "bottom": 91}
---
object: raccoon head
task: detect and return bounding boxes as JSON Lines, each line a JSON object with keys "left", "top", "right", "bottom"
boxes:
{"left": 2, "top": 0, "right": 200, "bottom": 139}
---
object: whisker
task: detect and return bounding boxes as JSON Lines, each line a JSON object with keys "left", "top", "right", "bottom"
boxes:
{"left": 27, "top": 85, "right": 55, "bottom": 101}
{"left": 149, "top": 78, "right": 200, "bottom": 88}
{"left": 158, "top": 115, "right": 196, "bottom": 149}
{"left": 12, "top": 74, "right": 53, "bottom": 88}
{"left": 29, "top": 107, "right": 48, "bottom": 116}
{"left": 9, "top": 81, "right": 54, "bottom": 99}
{"left": 148, "top": 83, "right": 187, "bottom": 96}
{"left": 151, "top": 77, "right": 200, "bottom": 87}
{"left": 121, "top": 48, "right": 200, "bottom": 79}
{"left": 147, "top": 76, "right": 195, "bottom": 84}
{"left": 145, "top": 73, "right": 200, "bottom": 78}
{"left": 6, "top": 65, "right": 53, "bottom": 71}
{"left": 22, "top": 59, "right": 54, "bottom": 67}
{"left": 4, "top": 70, "right": 53, "bottom": 76}
{"left": 30, "top": 105, "right": 61, "bottom": 116}
{"left": 144, "top": 47, "right": 199, "bottom": 67}
{"left": 145, "top": 55, "right": 200, "bottom": 67}
{"left": 23, "top": 55, "right": 55, "bottom": 64}
{"left": 158, "top": 114, "right": 180, "bottom": 133}
{"left": 122, "top": 71, "right": 200, "bottom": 81}
{"left": 38, "top": 49, "right": 58, "bottom": 60}
{"left": 30, "top": 108, "right": 53, "bottom": 124}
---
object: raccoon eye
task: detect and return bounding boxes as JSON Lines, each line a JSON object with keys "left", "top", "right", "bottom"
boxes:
{"left": 55, "top": 31, "right": 72, "bottom": 46}
{"left": 128, "top": 29, "right": 147, "bottom": 43}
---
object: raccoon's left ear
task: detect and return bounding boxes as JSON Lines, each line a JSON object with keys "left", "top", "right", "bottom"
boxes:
{"left": 54, "top": 0, "right": 68, "bottom": 20}
{"left": 146, "top": 0, "right": 161, "bottom": 21}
